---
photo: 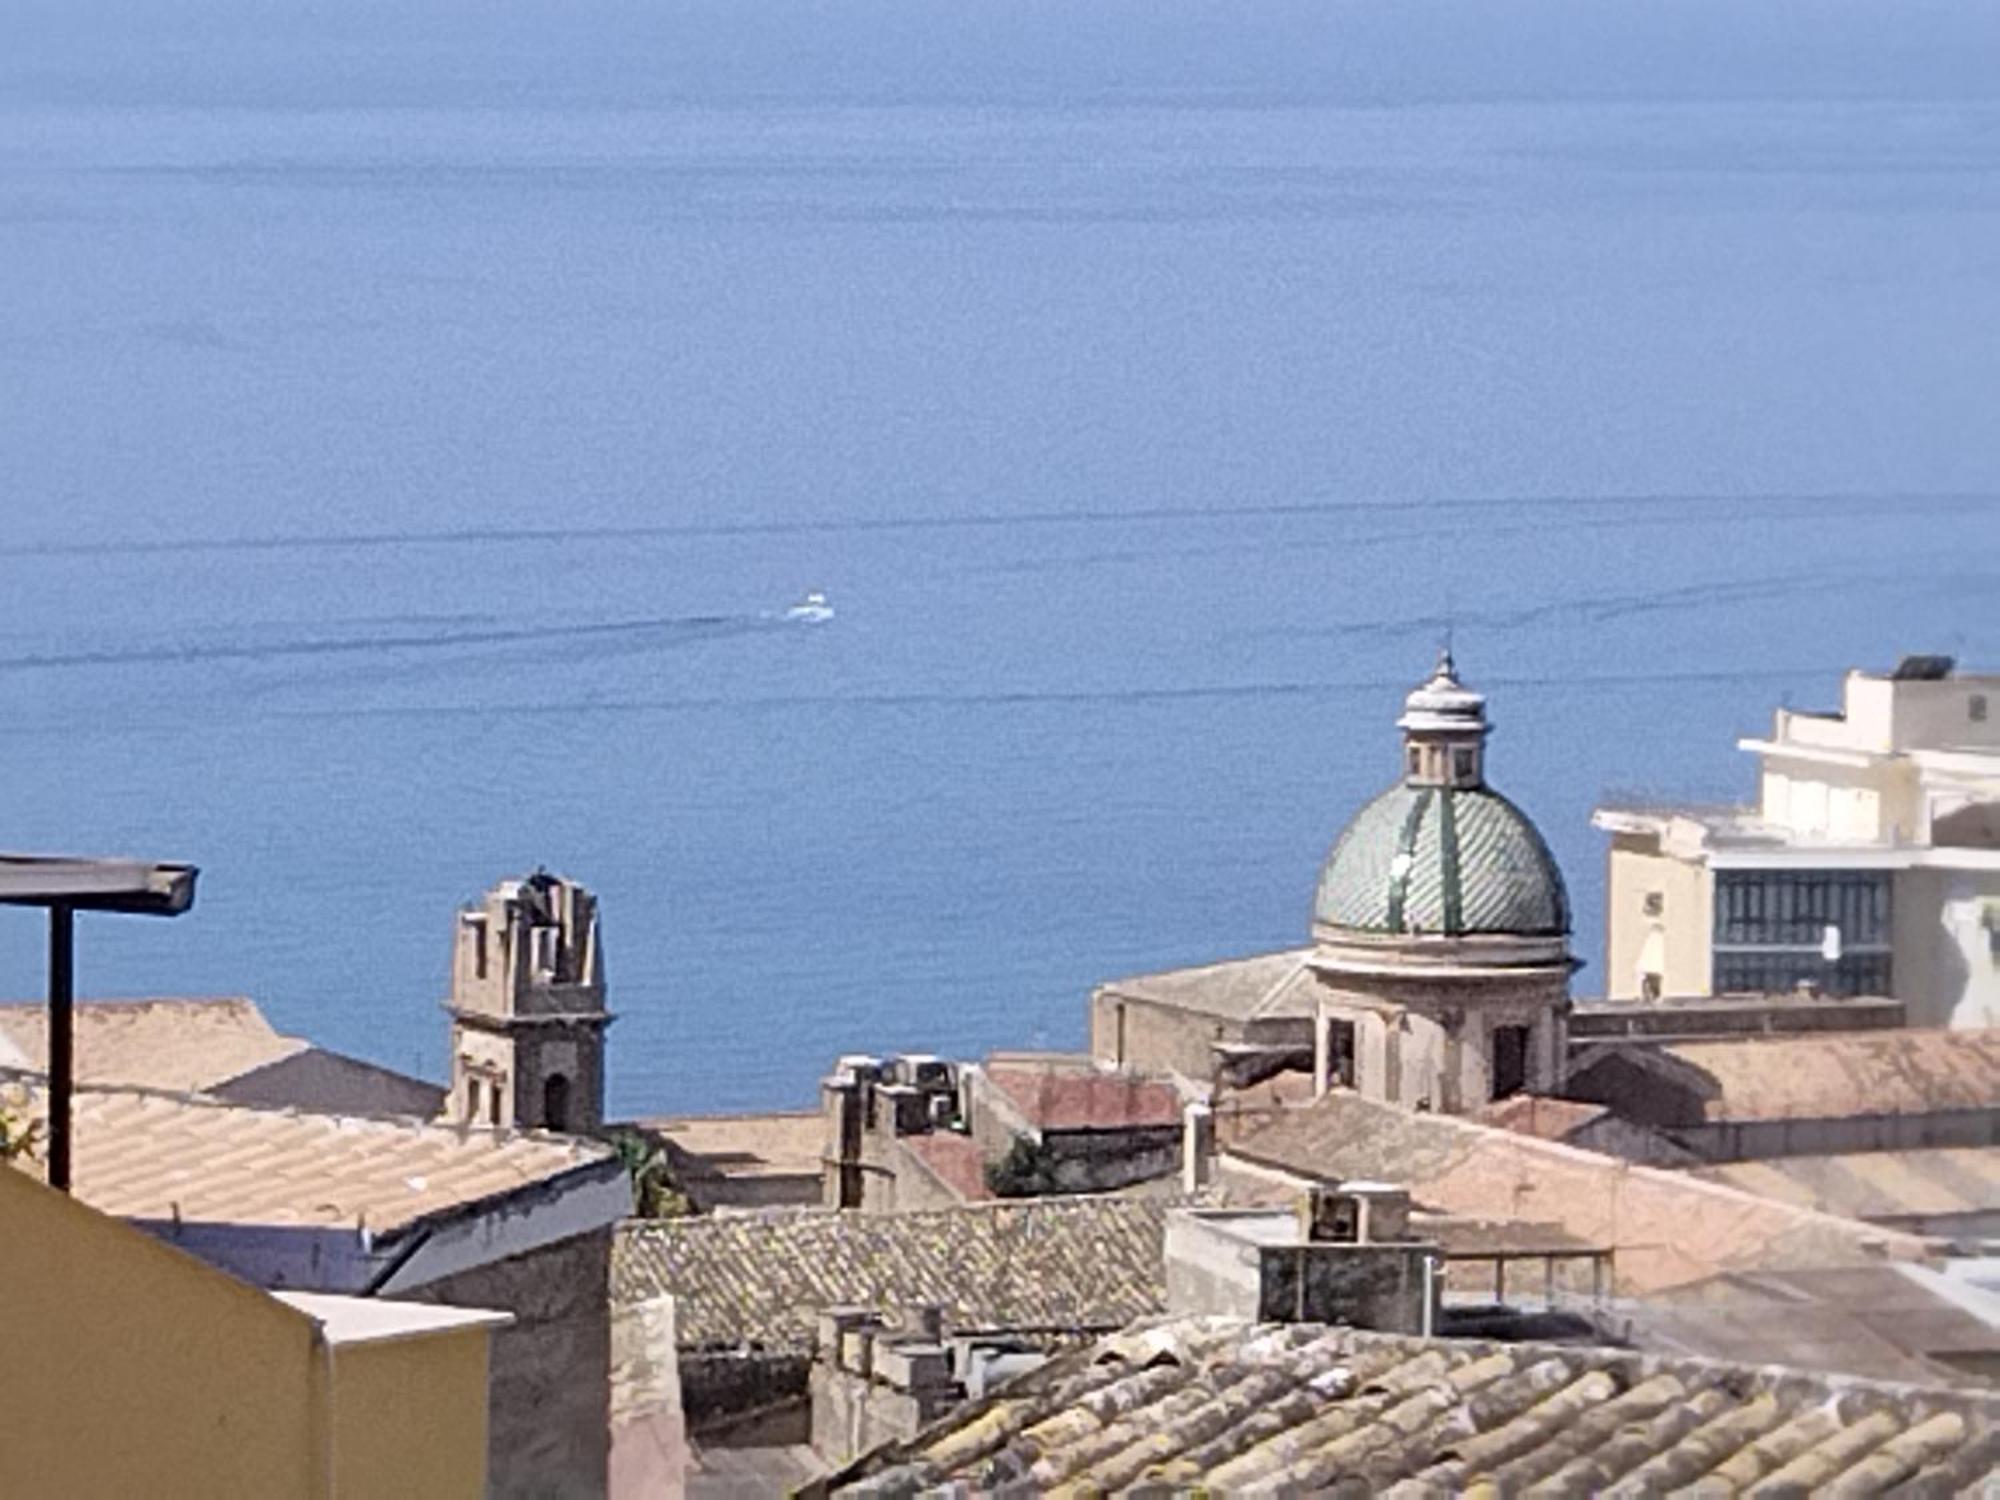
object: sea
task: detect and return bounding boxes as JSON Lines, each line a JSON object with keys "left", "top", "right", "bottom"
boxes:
{"left": 2, "top": 0, "right": 1997, "bottom": 1115}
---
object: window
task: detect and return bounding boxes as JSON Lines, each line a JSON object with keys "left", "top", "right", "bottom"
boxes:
{"left": 489, "top": 1083, "right": 503, "bottom": 1126}
{"left": 466, "top": 1077, "right": 482, "bottom": 1119}
{"left": 1640, "top": 972, "right": 1663, "bottom": 1001}
{"left": 543, "top": 1073, "right": 572, "bottom": 1132}
{"left": 1973, "top": 694, "right": 1989, "bottom": 724}
{"left": 1643, "top": 891, "right": 1664, "bottom": 918}
{"left": 1407, "top": 746, "right": 1422, "bottom": 777}
{"left": 1451, "top": 747, "right": 1476, "bottom": 781}
{"left": 1713, "top": 870, "right": 1892, "bottom": 997}
{"left": 1491, "top": 1026, "right": 1530, "bottom": 1100}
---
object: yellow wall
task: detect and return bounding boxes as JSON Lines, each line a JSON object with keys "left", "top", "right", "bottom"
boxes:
{"left": 1603, "top": 837, "right": 1711, "bottom": 999}
{"left": 0, "top": 1165, "right": 322, "bottom": 1499}
{"left": 0, "top": 1166, "right": 492, "bottom": 1499}
{"left": 329, "top": 1334, "right": 490, "bottom": 1500}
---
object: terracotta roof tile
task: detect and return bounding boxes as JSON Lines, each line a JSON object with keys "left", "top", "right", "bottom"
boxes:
{"left": 614, "top": 1196, "right": 1172, "bottom": 1352}
{"left": 985, "top": 1065, "right": 1181, "bottom": 1132}
{"left": 1474, "top": 1094, "right": 1611, "bottom": 1139}
{"left": 2, "top": 1081, "right": 614, "bottom": 1234}
{"left": 899, "top": 1132, "right": 988, "bottom": 1201}
{"left": 1690, "top": 1147, "right": 2000, "bottom": 1225}
{"left": 1582, "top": 1029, "right": 2000, "bottom": 1123}
{"left": 1218, "top": 1091, "right": 1936, "bottom": 1294}
{"left": 822, "top": 1316, "right": 2000, "bottom": 1495}
{"left": 0, "top": 997, "right": 306, "bottom": 1093}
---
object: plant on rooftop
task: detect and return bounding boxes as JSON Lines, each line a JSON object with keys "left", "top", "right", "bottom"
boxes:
{"left": 985, "top": 1134, "right": 1067, "bottom": 1198}
{"left": 610, "top": 1128, "right": 692, "bottom": 1218}
{"left": 0, "top": 1091, "right": 38, "bottom": 1165}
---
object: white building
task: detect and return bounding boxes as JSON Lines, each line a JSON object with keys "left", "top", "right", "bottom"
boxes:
{"left": 1595, "top": 657, "right": 2000, "bottom": 1028}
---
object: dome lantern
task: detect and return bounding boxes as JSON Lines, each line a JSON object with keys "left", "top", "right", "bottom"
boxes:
{"left": 1397, "top": 647, "right": 1488, "bottom": 789}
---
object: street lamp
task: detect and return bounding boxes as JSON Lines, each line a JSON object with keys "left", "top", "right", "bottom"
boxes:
{"left": 0, "top": 854, "right": 199, "bottom": 1190}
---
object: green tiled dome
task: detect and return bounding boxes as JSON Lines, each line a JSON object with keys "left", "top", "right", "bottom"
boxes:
{"left": 1313, "top": 782, "right": 1569, "bottom": 938}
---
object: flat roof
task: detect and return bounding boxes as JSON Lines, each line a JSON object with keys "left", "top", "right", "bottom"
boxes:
{"left": 642, "top": 1111, "right": 824, "bottom": 1180}
{"left": 274, "top": 1291, "right": 512, "bottom": 1346}
{"left": 0, "top": 854, "right": 197, "bottom": 915}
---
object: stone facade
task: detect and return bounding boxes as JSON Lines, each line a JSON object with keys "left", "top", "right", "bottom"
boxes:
{"left": 445, "top": 871, "right": 611, "bottom": 1135}
{"left": 407, "top": 1227, "right": 615, "bottom": 1500}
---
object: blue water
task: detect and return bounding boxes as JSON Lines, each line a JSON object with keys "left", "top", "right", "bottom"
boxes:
{"left": 3, "top": 1, "right": 1997, "bottom": 1113}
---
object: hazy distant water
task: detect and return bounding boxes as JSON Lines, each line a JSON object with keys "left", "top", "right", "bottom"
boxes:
{"left": 3, "top": 1, "right": 1997, "bottom": 1113}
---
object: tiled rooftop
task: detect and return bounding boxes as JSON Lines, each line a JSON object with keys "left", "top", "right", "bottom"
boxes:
{"left": 1689, "top": 1147, "right": 2000, "bottom": 1228}
{"left": 1582, "top": 1029, "right": 2000, "bottom": 1122}
{"left": 1093, "top": 949, "right": 1317, "bottom": 1022}
{"left": 1627, "top": 1264, "right": 2000, "bottom": 1389}
{"left": 984, "top": 1062, "right": 1181, "bottom": 1132}
{"left": 1217, "top": 1090, "right": 1935, "bottom": 1293}
{"left": 614, "top": 1196, "right": 1172, "bottom": 1352}
{"left": 0, "top": 996, "right": 306, "bottom": 1093}
{"left": 899, "top": 1131, "right": 988, "bottom": 1201}
{"left": 1473, "top": 1094, "right": 1611, "bottom": 1140}
{"left": 820, "top": 1315, "right": 2000, "bottom": 1496}
{"left": 5, "top": 1081, "right": 615, "bottom": 1233}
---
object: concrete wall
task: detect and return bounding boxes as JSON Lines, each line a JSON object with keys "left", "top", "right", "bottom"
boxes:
{"left": 1603, "top": 836, "right": 1713, "bottom": 1001}
{"left": 1894, "top": 866, "right": 2000, "bottom": 1030}
{"left": 1164, "top": 1211, "right": 1435, "bottom": 1332}
{"left": 0, "top": 1167, "right": 490, "bottom": 1499}
{"left": 0, "top": 1166, "right": 320, "bottom": 1497}
{"left": 610, "top": 1291, "right": 684, "bottom": 1500}
{"left": 1162, "top": 1213, "right": 1264, "bottom": 1319}
{"left": 330, "top": 1332, "right": 493, "bottom": 1500}
{"left": 1090, "top": 992, "right": 1236, "bottom": 1079}
{"left": 407, "top": 1227, "right": 613, "bottom": 1499}
{"left": 808, "top": 1364, "right": 956, "bottom": 1468}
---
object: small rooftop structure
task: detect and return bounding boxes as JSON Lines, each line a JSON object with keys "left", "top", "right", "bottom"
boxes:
{"left": 641, "top": 1110, "right": 825, "bottom": 1213}
{"left": 812, "top": 1314, "right": 2000, "bottom": 1495}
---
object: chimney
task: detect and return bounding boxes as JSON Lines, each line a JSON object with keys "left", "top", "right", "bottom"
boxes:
{"left": 1182, "top": 1100, "right": 1214, "bottom": 1194}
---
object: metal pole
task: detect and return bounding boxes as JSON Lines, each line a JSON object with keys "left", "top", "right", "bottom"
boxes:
{"left": 48, "top": 903, "right": 74, "bottom": 1192}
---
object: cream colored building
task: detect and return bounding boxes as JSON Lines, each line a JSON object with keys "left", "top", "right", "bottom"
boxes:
{"left": 0, "top": 1160, "right": 505, "bottom": 1498}
{"left": 1595, "top": 657, "right": 2000, "bottom": 1028}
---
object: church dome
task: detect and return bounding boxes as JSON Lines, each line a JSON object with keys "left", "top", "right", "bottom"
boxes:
{"left": 1312, "top": 652, "right": 1569, "bottom": 940}
{"left": 1313, "top": 782, "right": 1570, "bottom": 938}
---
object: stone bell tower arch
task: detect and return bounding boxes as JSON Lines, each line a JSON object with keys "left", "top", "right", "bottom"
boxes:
{"left": 445, "top": 869, "right": 611, "bottom": 1134}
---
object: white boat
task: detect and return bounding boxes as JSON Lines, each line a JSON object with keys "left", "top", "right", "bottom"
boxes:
{"left": 785, "top": 590, "right": 834, "bottom": 623}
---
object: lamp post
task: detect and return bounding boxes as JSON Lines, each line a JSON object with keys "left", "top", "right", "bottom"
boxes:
{"left": 0, "top": 854, "right": 199, "bottom": 1190}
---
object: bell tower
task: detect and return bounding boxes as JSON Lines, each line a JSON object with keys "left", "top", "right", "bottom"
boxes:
{"left": 445, "top": 869, "right": 611, "bottom": 1134}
